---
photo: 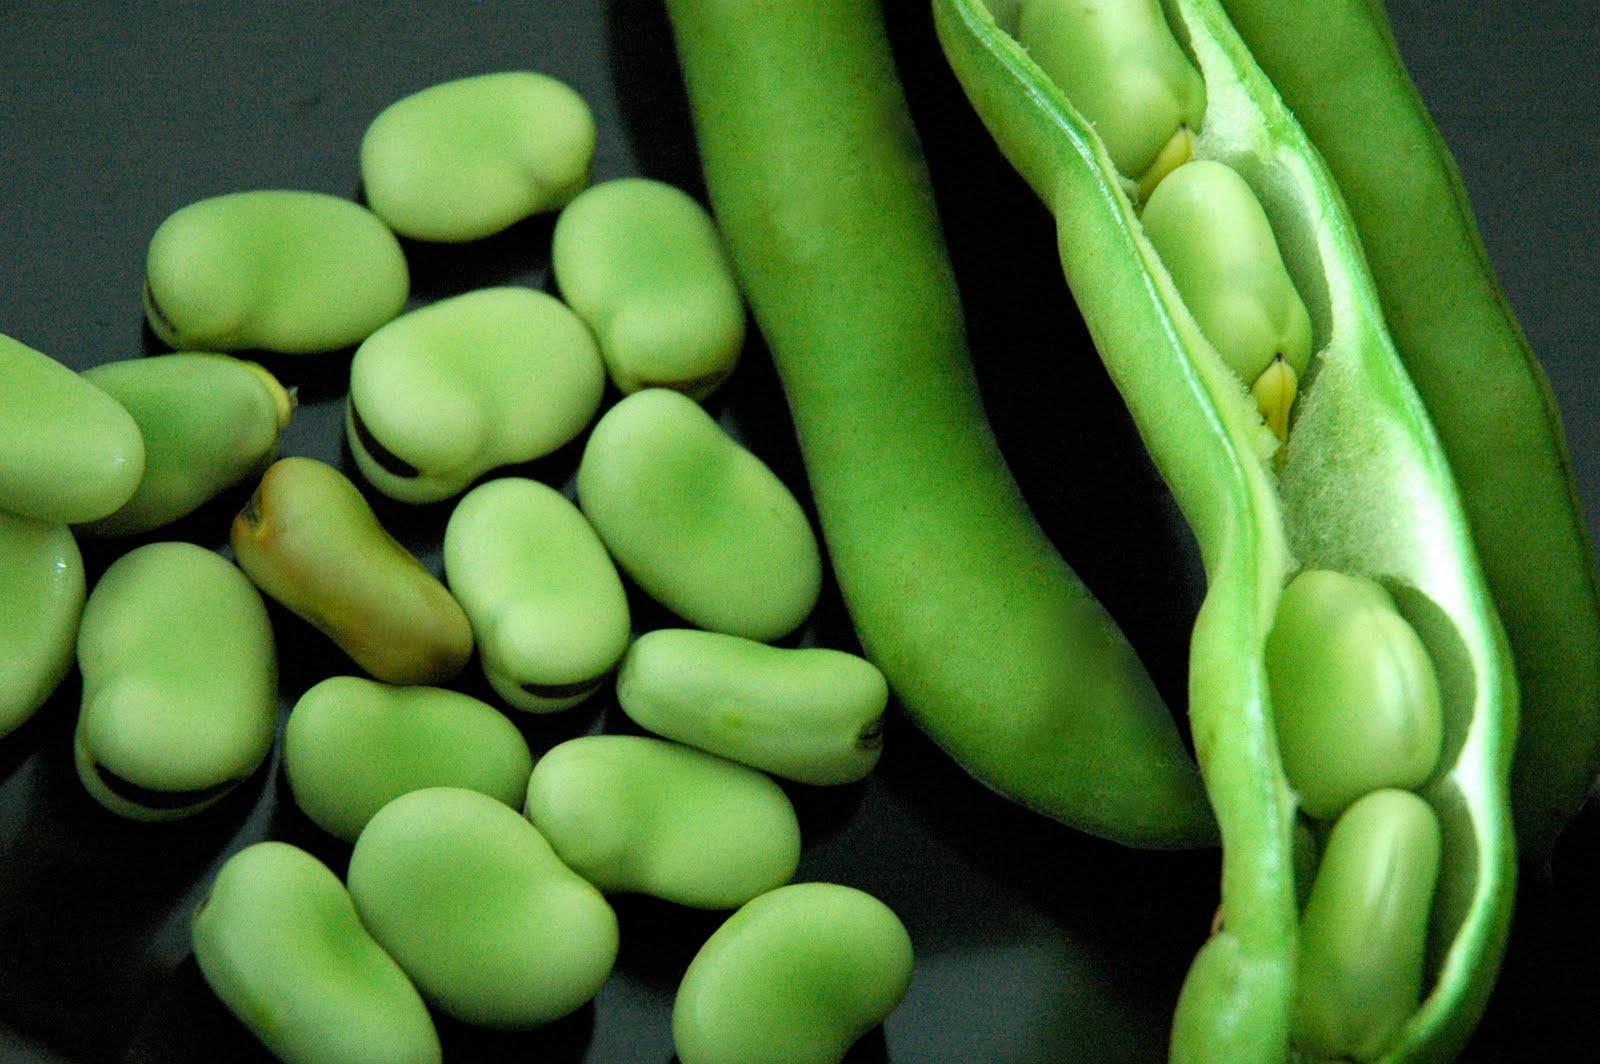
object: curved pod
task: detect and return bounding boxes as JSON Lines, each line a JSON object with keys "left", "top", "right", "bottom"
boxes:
{"left": 443, "top": 477, "right": 629, "bottom": 711}
{"left": 0, "top": 514, "right": 85, "bottom": 739}
{"left": 346, "top": 287, "right": 606, "bottom": 504}
{"left": 0, "top": 333, "right": 144, "bottom": 524}
{"left": 74, "top": 541, "right": 277, "bottom": 819}
{"left": 524, "top": 735, "right": 801, "bottom": 909}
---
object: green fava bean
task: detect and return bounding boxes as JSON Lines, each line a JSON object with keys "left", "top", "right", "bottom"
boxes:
{"left": 0, "top": 332, "right": 144, "bottom": 524}
{"left": 284, "top": 675, "right": 534, "bottom": 843}
{"left": 1293, "top": 789, "right": 1443, "bottom": 1061}
{"left": 346, "top": 287, "right": 605, "bottom": 504}
{"left": 76, "top": 353, "right": 294, "bottom": 537}
{"left": 231, "top": 457, "right": 473, "bottom": 685}
{"left": 1016, "top": 0, "right": 1206, "bottom": 189}
{"left": 1266, "top": 569, "right": 1442, "bottom": 820}
{"left": 75, "top": 541, "right": 276, "bottom": 820}
{"left": 523, "top": 735, "right": 801, "bottom": 909}
{"left": 360, "top": 71, "right": 596, "bottom": 243}
{"left": 672, "top": 882, "right": 914, "bottom": 1064}
{"left": 615, "top": 629, "right": 887, "bottom": 785}
{"left": 143, "top": 190, "right": 409, "bottom": 354}
{"left": 443, "top": 477, "right": 630, "bottom": 712}
{"left": 0, "top": 514, "right": 84, "bottom": 739}
{"left": 577, "top": 388, "right": 821, "bottom": 642}
{"left": 191, "top": 841, "right": 441, "bottom": 1064}
{"left": 347, "top": 786, "right": 619, "bottom": 1029}
{"left": 552, "top": 177, "right": 745, "bottom": 399}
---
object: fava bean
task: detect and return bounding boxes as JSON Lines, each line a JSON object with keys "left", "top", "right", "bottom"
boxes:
{"left": 77, "top": 353, "right": 294, "bottom": 537}
{"left": 1293, "top": 789, "right": 1442, "bottom": 1060}
{"left": 615, "top": 629, "right": 886, "bottom": 785}
{"left": 1265, "top": 569, "right": 1442, "bottom": 819}
{"left": 0, "top": 514, "right": 84, "bottom": 739}
{"left": 672, "top": 882, "right": 913, "bottom": 1064}
{"left": 74, "top": 541, "right": 276, "bottom": 820}
{"left": 360, "top": 71, "right": 596, "bottom": 243}
{"left": 231, "top": 457, "right": 473, "bottom": 685}
{"left": 191, "top": 841, "right": 441, "bottom": 1064}
{"left": 443, "top": 477, "right": 629, "bottom": 711}
{"left": 143, "top": 190, "right": 408, "bottom": 354}
{"left": 577, "top": 388, "right": 821, "bottom": 642}
{"left": 0, "top": 332, "right": 144, "bottom": 524}
{"left": 552, "top": 177, "right": 745, "bottom": 398}
{"left": 347, "top": 786, "right": 618, "bottom": 1029}
{"left": 346, "top": 287, "right": 605, "bottom": 504}
{"left": 523, "top": 735, "right": 800, "bottom": 909}
{"left": 284, "top": 676, "right": 533, "bottom": 842}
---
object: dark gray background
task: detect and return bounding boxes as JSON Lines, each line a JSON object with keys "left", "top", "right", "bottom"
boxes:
{"left": 1, "top": 2, "right": 1596, "bottom": 1061}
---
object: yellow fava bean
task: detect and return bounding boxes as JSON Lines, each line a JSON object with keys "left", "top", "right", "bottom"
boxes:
{"left": 361, "top": 71, "right": 596, "bottom": 243}
{"left": 346, "top": 287, "right": 605, "bottom": 504}
{"left": 616, "top": 629, "right": 887, "bottom": 785}
{"left": 0, "top": 513, "right": 84, "bottom": 739}
{"left": 74, "top": 542, "right": 276, "bottom": 820}
{"left": 192, "top": 842, "right": 441, "bottom": 1064}
{"left": 1293, "top": 789, "right": 1443, "bottom": 1061}
{"left": 284, "top": 676, "right": 534, "bottom": 843}
{"left": 523, "top": 735, "right": 801, "bottom": 909}
{"left": 0, "top": 332, "right": 144, "bottom": 524}
{"left": 1265, "top": 569, "right": 1443, "bottom": 820}
{"left": 347, "top": 787, "right": 619, "bottom": 1029}
{"left": 552, "top": 177, "right": 746, "bottom": 398}
{"left": 443, "top": 477, "right": 630, "bottom": 712}
{"left": 576, "top": 388, "right": 822, "bottom": 641}
{"left": 143, "top": 190, "right": 409, "bottom": 354}
{"left": 231, "top": 457, "right": 473, "bottom": 685}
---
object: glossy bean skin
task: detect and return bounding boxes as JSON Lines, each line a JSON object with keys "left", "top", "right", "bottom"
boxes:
{"left": 77, "top": 353, "right": 294, "bottom": 537}
{"left": 664, "top": 0, "right": 1214, "bottom": 848}
{"left": 615, "top": 629, "right": 887, "bottom": 785}
{"left": 552, "top": 177, "right": 745, "bottom": 398}
{"left": 1293, "top": 790, "right": 1443, "bottom": 1061}
{"left": 1264, "top": 569, "right": 1442, "bottom": 820}
{"left": 672, "top": 882, "right": 914, "bottom": 1064}
{"left": 346, "top": 287, "right": 606, "bottom": 504}
{"left": 443, "top": 477, "right": 630, "bottom": 712}
{"left": 0, "top": 514, "right": 84, "bottom": 739}
{"left": 1219, "top": 0, "right": 1600, "bottom": 867}
{"left": 74, "top": 541, "right": 277, "bottom": 820}
{"left": 0, "top": 332, "right": 144, "bottom": 524}
{"left": 347, "top": 786, "right": 618, "bottom": 1029}
{"left": 934, "top": 1, "right": 1515, "bottom": 1059}
{"left": 523, "top": 735, "right": 801, "bottom": 909}
{"left": 143, "top": 190, "right": 409, "bottom": 354}
{"left": 284, "top": 676, "right": 534, "bottom": 842}
{"left": 576, "top": 388, "right": 821, "bottom": 642}
{"left": 191, "top": 842, "right": 441, "bottom": 1064}
{"left": 360, "top": 71, "right": 596, "bottom": 242}
{"left": 231, "top": 457, "right": 473, "bottom": 685}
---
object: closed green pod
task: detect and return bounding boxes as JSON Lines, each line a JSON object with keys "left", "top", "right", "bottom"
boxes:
{"left": 616, "top": 629, "right": 887, "bottom": 785}
{"left": 673, "top": 882, "right": 914, "bottom": 1064}
{"left": 346, "top": 287, "right": 606, "bottom": 504}
{"left": 191, "top": 841, "right": 441, "bottom": 1064}
{"left": 284, "top": 675, "right": 534, "bottom": 842}
{"left": 443, "top": 477, "right": 630, "bottom": 712}
{"left": 523, "top": 735, "right": 801, "bottom": 909}
{"left": 77, "top": 353, "right": 294, "bottom": 537}
{"left": 74, "top": 541, "right": 277, "bottom": 820}
{"left": 0, "top": 513, "right": 84, "bottom": 739}
{"left": 347, "top": 786, "right": 619, "bottom": 1029}
{"left": 576, "top": 388, "right": 821, "bottom": 641}
{"left": 552, "top": 177, "right": 745, "bottom": 398}
{"left": 361, "top": 71, "right": 596, "bottom": 243}
{"left": 0, "top": 332, "right": 144, "bottom": 524}
{"left": 143, "top": 190, "right": 409, "bottom": 354}
{"left": 231, "top": 457, "right": 473, "bottom": 685}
